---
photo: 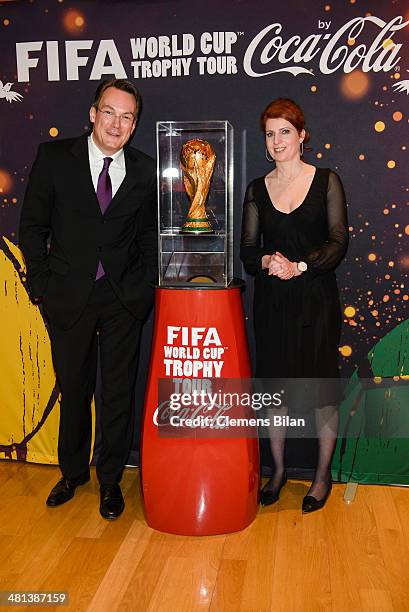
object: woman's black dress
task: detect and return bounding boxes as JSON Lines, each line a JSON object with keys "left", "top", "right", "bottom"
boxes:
{"left": 240, "top": 167, "right": 348, "bottom": 409}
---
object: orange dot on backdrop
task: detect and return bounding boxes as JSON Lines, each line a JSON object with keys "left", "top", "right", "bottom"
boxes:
{"left": 344, "top": 306, "right": 356, "bottom": 318}
{"left": 340, "top": 71, "right": 370, "bottom": 100}
{"left": 382, "top": 38, "right": 395, "bottom": 49}
{"left": 63, "top": 9, "right": 86, "bottom": 33}
{"left": 0, "top": 169, "right": 13, "bottom": 194}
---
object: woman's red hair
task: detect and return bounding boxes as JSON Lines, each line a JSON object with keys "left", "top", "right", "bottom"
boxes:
{"left": 261, "top": 98, "right": 310, "bottom": 143}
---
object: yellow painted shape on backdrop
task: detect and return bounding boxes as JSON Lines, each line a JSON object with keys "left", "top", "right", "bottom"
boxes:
{"left": 0, "top": 238, "right": 95, "bottom": 464}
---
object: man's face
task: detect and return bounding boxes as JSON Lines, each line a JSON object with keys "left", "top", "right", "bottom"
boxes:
{"left": 89, "top": 86, "right": 137, "bottom": 155}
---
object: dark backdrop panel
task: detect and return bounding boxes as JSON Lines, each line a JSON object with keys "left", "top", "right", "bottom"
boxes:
{"left": 1, "top": 0, "right": 408, "bottom": 472}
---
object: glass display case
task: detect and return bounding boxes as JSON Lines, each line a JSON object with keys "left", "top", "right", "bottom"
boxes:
{"left": 156, "top": 121, "right": 233, "bottom": 287}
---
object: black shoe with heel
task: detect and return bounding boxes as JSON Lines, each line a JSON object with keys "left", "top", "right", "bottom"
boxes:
{"left": 302, "top": 480, "right": 332, "bottom": 514}
{"left": 260, "top": 471, "right": 287, "bottom": 506}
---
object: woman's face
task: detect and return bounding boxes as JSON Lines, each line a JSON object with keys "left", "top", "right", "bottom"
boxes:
{"left": 265, "top": 117, "right": 305, "bottom": 163}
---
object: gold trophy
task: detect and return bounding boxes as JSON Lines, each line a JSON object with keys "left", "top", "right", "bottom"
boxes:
{"left": 180, "top": 139, "right": 216, "bottom": 233}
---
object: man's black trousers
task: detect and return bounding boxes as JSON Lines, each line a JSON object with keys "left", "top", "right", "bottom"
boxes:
{"left": 46, "top": 277, "right": 142, "bottom": 485}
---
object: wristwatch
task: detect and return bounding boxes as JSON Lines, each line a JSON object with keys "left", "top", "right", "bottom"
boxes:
{"left": 297, "top": 261, "right": 308, "bottom": 273}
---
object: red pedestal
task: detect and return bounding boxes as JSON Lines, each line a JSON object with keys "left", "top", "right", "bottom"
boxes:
{"left": 140, "top": 282, "right": 259, "bottom": 535}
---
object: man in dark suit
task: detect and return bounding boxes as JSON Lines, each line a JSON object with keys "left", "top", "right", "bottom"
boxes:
{"left": 19, "top": 79, "right": 157, "bottom": 519}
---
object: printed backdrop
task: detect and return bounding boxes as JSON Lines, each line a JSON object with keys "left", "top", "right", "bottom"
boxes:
{"left": 0, "top": 0, "right": 408, "bottom": 481}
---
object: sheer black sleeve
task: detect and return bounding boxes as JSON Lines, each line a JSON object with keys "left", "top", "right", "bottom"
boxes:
{"left": 306, "top": 171, "right": 348, "bottom": 275}
{"left": 240, "top": 181, "right": 269, "bottom": 274}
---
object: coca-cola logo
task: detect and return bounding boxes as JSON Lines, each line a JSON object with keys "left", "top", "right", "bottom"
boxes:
{"left": 153, "top": 400, "right": 233, "bottom": 429}
{"left": 243, "top": 16, "right": 408, "bottom": 77}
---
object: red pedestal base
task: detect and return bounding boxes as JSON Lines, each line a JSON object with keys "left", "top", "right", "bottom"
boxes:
{"left": 140, "top": 283, "right": 259, "bottom": 535}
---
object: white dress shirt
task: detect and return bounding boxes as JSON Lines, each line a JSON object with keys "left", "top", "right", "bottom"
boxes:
{"left": 88, "top": 134, "right": 126, "bottom": 198}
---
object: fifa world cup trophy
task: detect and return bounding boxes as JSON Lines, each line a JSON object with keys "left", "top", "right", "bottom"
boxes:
{"left": 180, "top": 139, "right": 216, "bottom": 233}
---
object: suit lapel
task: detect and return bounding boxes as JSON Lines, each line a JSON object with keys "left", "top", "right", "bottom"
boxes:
{"left": 70, "top": 136, "right": 141, "bottom": 217}
{"left": 70, "top": 135, "right": 103, "bottom": 218}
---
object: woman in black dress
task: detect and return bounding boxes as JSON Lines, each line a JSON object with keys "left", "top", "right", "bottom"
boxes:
{"left": 240, "top": 98, "right": 348, "bottom": 512}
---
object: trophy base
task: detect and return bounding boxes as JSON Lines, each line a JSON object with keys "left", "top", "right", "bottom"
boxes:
{"left": 181, "top": 217, "right": 213, "bottom": 234}
{"left": 141, "top": 284, "right": 258, "bottom": 535}
{"left": 187, "top": 275, "right": 216, "bottom": 284}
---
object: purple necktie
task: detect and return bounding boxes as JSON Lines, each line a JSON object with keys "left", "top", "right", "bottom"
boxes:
{"left": 95, "top": 157, "right": 113, "bottom": 279}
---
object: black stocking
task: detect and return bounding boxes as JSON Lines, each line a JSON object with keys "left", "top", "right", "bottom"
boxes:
{"left": 262, "top": 407, "right": 287, "bottom": 493}
{"left": 307, "top": 405, "right": 338, "bottom": 500}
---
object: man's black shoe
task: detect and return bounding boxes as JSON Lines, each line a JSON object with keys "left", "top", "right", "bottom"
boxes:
{"left": 99, "top": 484, "right": 124, "bottom": 520}
{"left": 46, "top": 471, "right": 90, "bottom": 507}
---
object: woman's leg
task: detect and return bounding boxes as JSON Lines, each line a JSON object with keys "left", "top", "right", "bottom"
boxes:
{"left": 262, "top": 406, "right": 288, "bottom": 494}
{"left": 306, "top": 404, "right": 338, "bottom": 500}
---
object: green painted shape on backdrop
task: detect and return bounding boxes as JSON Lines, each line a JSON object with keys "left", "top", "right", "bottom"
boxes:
{"left": 368, "top": 318, "right": 409, "bottom": 376}
{"left": 332, "top": 319, "right": 409, "bottom": 485}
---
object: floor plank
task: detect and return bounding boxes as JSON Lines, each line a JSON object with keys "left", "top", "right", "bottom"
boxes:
{"left": 0, "top": 462, "right": 408, "bottom": 612}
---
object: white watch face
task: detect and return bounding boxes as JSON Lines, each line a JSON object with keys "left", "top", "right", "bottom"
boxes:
{"left": 298, "top": 261, "right": 308, "bottom": 272}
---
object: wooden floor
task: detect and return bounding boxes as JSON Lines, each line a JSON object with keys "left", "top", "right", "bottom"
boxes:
{"left": 1, "top": 462, "right": 409, "bottom": 612}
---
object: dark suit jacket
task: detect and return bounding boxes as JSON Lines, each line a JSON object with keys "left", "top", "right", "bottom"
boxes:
{"left": 19, "top": 134, "right": 157, "bottom": 329}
